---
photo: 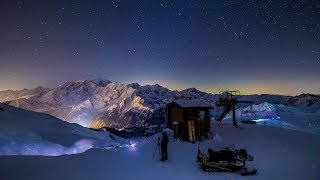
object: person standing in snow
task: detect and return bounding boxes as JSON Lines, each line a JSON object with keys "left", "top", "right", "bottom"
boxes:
{"left": 160, "top": 131, "right": 169, "bottom": 161}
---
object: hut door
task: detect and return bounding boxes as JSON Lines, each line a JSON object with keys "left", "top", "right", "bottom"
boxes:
{"left": 173, "top": 121, "right": 180, "bottom": 139}
{"left": 199, "top": 111, "right": 205, "bottom": 130}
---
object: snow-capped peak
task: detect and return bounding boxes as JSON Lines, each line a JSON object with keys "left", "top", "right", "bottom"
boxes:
{"left": 1, "top": 79, "right": 317, "bottom": 129}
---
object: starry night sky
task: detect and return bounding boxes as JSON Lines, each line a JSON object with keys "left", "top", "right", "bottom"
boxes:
{"left": 1, "top": 0, "right": 319, "bottom": 95}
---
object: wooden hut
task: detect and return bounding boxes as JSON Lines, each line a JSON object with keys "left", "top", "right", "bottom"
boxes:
{"left": 165, "top": 99, "right": 212, "bottom": 141}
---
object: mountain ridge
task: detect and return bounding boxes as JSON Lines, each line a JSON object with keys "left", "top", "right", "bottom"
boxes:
{"left": 0, "top": 79, "right": 317, "bottom": 128}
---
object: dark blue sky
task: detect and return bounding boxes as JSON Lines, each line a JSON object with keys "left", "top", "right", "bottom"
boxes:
{"left": 1, "top": 0, "right": 319, "bottom": 95}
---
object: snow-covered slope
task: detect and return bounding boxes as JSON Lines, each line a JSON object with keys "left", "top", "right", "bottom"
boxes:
{"left": 0, "top": 103, "right": 123, "bottom": 156}
{"left": 219, "top": 102, "right": 320, "bottom": 134}
{"left": 1, "top": 122, "right": 319, "bottom": 180}
{"left": 0, "top": 79, "right": 314, "bottom": 129}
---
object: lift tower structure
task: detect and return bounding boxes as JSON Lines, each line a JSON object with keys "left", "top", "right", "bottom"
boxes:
{"left": 215, "top": 91, "right": 254, "bottom": 128}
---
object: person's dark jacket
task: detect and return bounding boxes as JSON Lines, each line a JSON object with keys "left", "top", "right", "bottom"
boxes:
{"left": 161, "top": 133, "right": 169, "bottom": 148}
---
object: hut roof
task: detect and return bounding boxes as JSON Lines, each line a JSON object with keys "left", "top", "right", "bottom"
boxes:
{"left": 168, "top": 99, "right": 212, "bottom": 108}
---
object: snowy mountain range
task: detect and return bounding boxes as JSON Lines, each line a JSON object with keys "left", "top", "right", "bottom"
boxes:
{"left": 0, "top": 79, "right": 318, "bottom": 128}
{"left": 286, "top": 93, "right": 320, "bottom": 106}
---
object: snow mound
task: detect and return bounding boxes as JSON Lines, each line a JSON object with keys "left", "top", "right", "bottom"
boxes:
{"left": 0, "top": 103, "right": 124, "bottom": 156}
{"left": 242, "top": 102, "right": 278, "bottom": 118}
{"left": 221, "top": 102, "right": 282, "bottom": 121}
